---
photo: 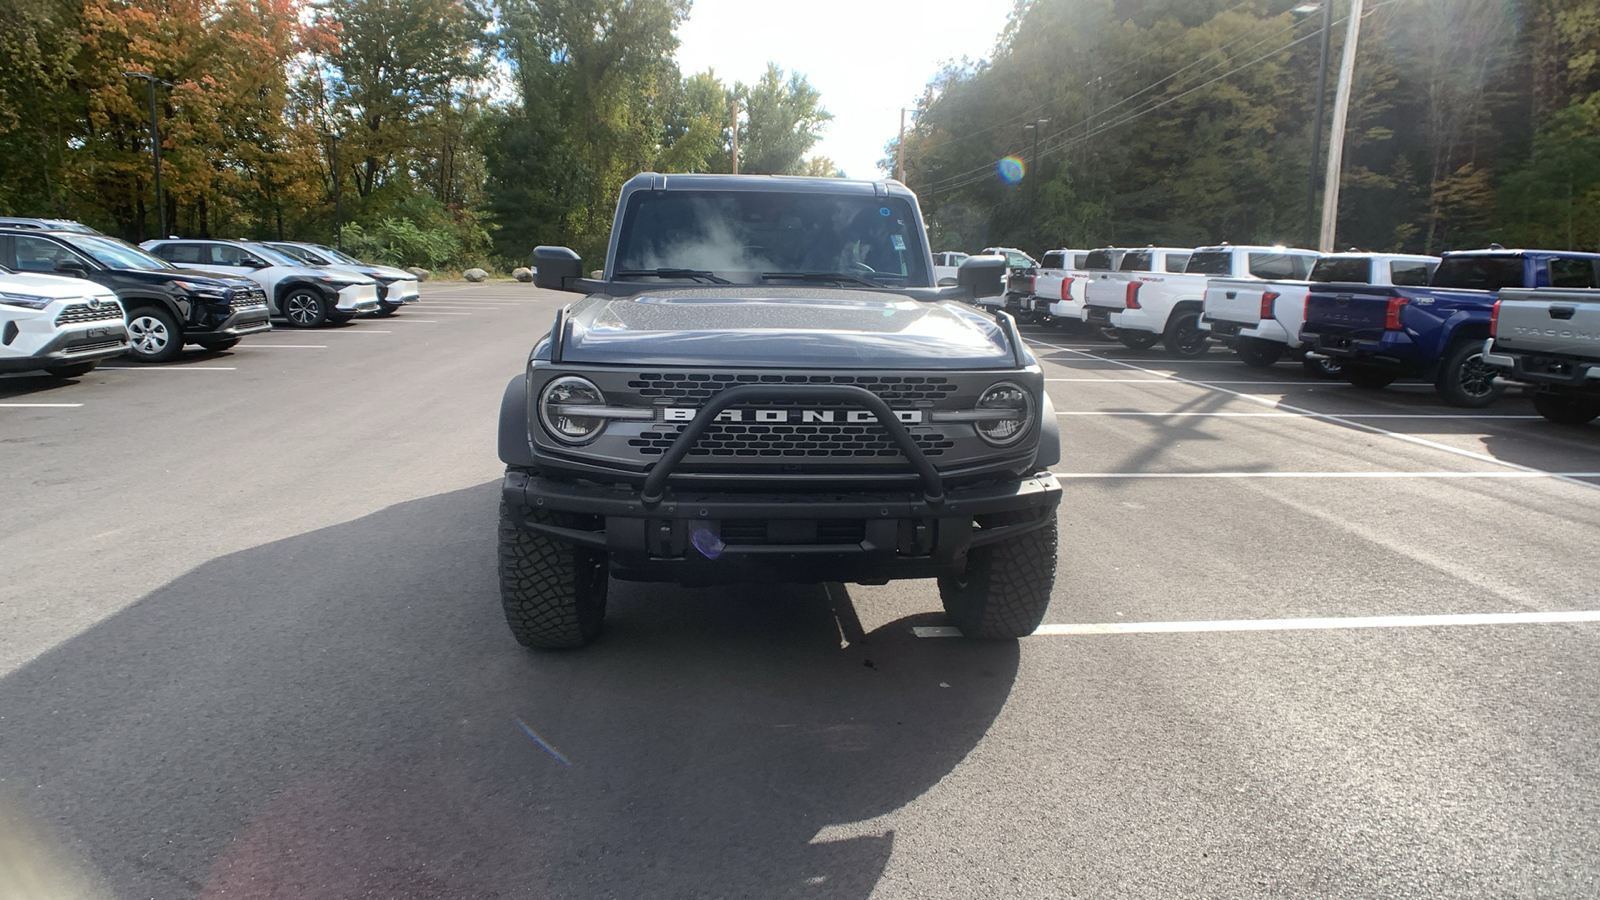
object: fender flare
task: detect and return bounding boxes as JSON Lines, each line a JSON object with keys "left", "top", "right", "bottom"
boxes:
{"left": 498, "top": 373, "right": 537, "bottom": 468}
{"left": 275, "top": 279, "right": 336, "bottom": 308}
{"left": 1034, "top": 390, "right": 1061, "bottom": 470}
{"left": 116, "top": 292, "right": 182, "bottom": 320}
{"left": 1435, "top": 311, "right": 1490, "bottom": 358}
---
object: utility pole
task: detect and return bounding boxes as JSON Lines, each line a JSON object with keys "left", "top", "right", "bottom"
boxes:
{"left": 122, "top": 71, "right": 172, "bottom": 239}
{"left": 1301, "top": 1, "right": 1333, "bottom": 248}
{"left": 1024, "top": 118, "right": 1049, "bottom": 227}
{"left": 896, "top": 108, "right": 906, "bottom": 182}
{"left": 731, "top": 97, "right": 740, "bottom": 175}
{"left": 1319, "top": 0, "right": 1365, "bottom": 252}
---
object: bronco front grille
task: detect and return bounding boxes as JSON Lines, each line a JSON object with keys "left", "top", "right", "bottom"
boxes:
{"left": 629, "top": 372, "right": 959, "bottom": 405}
{"left": 628, "top": 421, "right": 957, "bottom": 459}
{"left": 55, "top": 303, "right": 123, "bottom": 326}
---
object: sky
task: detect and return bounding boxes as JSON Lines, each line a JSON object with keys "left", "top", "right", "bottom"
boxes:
{"left": 674, "top": 0, "right": 1019, "bottom": 181}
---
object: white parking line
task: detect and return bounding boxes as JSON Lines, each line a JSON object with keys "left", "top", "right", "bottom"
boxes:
{"left": 1049, "top": 471, "right": 1600, "bottom": 479}
{"left": 99, "top": 366, "right": 236, "bottom": 371}
{"left": 381, "top": 319, "right": 441, "bottom": 324}
{"left": 0, "top": 402, "right": 83, "bottom": 408}
{"left": 1047, "top": 378, "right": 1352, "bottom": 385}
{"left": 410, "top": 311, "right": 473, "bottom": 316}
{"left": 1053, "top": 411, "right": 1540, "bottom": 419}
{"left": 1032, "top": 610, "right": 1600, "bottom": 636}
{"left": 313, "top": 330, "right": 391, "bottom": 334}
{"left": 1030, "top": 339, "right": 1600, "bottom": 493}
{"left": 242, "top": 344, "right": 327, "bottom": 349}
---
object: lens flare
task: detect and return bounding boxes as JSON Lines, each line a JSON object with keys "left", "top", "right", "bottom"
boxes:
{"left": 997, "top": 156, "right": 1026, "bottom": 184}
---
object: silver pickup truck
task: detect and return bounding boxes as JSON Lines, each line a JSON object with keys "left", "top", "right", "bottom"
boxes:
{"left": 1484, "top": 288, "right": 1600, "bottom": 424}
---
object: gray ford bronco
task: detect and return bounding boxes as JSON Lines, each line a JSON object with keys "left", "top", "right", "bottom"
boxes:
{"left": 498, "top": 173, "right": 1063, "bottom": 648}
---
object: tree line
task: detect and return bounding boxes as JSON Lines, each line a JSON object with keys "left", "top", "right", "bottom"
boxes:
{"left": 0, "top": 0, "right": 833, "bottom": 270}
{"left": 894, "top": 0, "right": 1600, "bottom": 258}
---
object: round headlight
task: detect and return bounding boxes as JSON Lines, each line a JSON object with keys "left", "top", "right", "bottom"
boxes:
{"left": 539, "top": 376, "right": 607, "bottom": 444}
{"left": 974, "top": 381, "right": 1034, "bottom": 446}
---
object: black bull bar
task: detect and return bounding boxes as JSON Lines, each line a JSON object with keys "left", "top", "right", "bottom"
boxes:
{"left": 638, "top": 384, "right": 948, "bottom": 508}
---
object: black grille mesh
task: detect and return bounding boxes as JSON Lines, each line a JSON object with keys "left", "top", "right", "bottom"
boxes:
{"left": 628, "top": 421, "right": 956, "bottom": 459}
{"left": 628, "top": 372, "right": 957, "bottom": 404}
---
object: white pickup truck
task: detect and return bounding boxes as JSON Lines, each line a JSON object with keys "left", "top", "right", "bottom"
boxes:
{"left": 1081, "top": 246, "right": 1205, "bottom": 353}
{"left": 1027, "top": 248, "right": 1090, "bottom": 324}
{"left": 1201, "top": 251, "right": 1438, "bottom": 374}
{"left": 1484, "top": 287, "right": 1600, "bottom": 424}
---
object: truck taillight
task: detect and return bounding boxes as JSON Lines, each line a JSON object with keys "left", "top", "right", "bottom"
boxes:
{"left": 1060, "top": 277, "right": 1075, "bottom": 301}
{"left": 1490, "top": 299, "right": 1500, "bottom": 336}
{"left": 1028, "top": 275, "right": 1036, "bottom": 294}
{"left": 1125, "top": 282, "right": 1143, "bottom": 310}
{"left": 1385, "top": 296, "right": 1408, "bottom": 331}
{"left": 1259, "top": 291, "right": 1280, "bottom": 320}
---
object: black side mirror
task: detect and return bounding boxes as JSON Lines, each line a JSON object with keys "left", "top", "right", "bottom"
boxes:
{"left": 957, "top": 255, "right": 1007, "bottom": 300}
{"left": 53, "top": 259, "right": 90, "bottom": 279}
{"left": 533, "top": 246, "right": 583, "bottom": 292}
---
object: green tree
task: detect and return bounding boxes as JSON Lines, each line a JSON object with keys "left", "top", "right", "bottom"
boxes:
{"left": 737, "top": 63, "right": 831, "bottom": 175}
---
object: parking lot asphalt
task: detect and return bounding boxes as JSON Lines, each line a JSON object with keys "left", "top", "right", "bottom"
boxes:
{"left": 1, "top": 282, "right": 1597, "bottom": 898}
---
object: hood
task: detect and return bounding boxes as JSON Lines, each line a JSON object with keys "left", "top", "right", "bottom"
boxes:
{"left": 139, "top": 268, "right": 257, "bottom": 290}
{"left": 0, "top": 271, "right": 118, "bottom": 301}
{"left": 562, "top": 287, "right": 1016, "bottom": 369}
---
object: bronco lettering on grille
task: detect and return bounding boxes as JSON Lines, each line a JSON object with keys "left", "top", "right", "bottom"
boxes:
{"left": 661, "top": 407, "right": 924, "bottom": 424}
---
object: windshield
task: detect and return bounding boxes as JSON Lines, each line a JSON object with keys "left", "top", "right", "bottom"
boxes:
{"left": 247, "top": 244, "right": 305, "bottom": 268}
{"left": 317, "top": 245, "right": 365, "bottom": 266}
{"left": 614, "top": 191, "right": 930, "bottom": 285}
{"left": 61, "top": 234, "right": 173, "bottom": 271}
{"left": 268, "top": 243, "right": 329, "bottom": 265}
{"left": 1430, "top": 255, "right": 1523, "bottom": 291}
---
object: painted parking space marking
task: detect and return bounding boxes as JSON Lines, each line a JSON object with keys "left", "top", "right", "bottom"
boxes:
{"left": 380, "top": 319, "right": 441, "bottom": 324}
{"left": 1028, "top": 339, "right": 1600, "bottom": 493}
{"left": 1053, "top": 411, "right": 1541, "bottom": 419}
{"left": 99, "top": 366, "right": 236, "bottom": 371}
{"left": 1032, "top": 610, "right": 1600, "bottom": 636}
{"left": 0, "top": 402, "right": 83, "bottom": 408}
{"left": 1049, "top": 471, "right": 1600, "bottom": 479}
{"left": 240, "top": 344, "right": 327, "bottom": 349}
{"left": 310, "top": 330, "right": 391, "bottom": 335}
{"left": 1047, "top": 378, "right": 1354, "bottom": 385}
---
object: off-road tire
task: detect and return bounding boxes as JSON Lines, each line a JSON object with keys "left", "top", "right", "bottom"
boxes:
{"left": 938, "top": 515, "right": 1058, "bottom": 640}
{"left": 125, "top": 305, "right": 183, "bottom": 363}
{"left": 1532, "top": 391, "right": 1600, "bottom": 425}
{"left": 1235, "top": 338, "right": 1284, "bottom": 368}
{"left": 44, "top": 361, "right": 98, "bottom": 378}
{"left": 1164, "top": 309, "right": 1210, "bottom": 358}
{"left": 1115, "top": 331, "right": 1160, "bottom": 351}
{"left": 1343, "top": 364, "right": 1397, "bottom": 390}
{"left": 197, "top": 336, "right": 239, "bottom": 352}
{"left": 498, "top": 499, "right": 609, "bottom": 649}
{"left": 1436, "top": 339, "right": 1505, "bottom": 408}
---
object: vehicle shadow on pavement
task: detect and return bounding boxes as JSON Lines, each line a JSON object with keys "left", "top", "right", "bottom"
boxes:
{"left": 0, "top": 481, "right": 1018, "bottom": 899}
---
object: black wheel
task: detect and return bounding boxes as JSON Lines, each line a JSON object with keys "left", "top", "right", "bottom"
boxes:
{"left": 1163, "top": 309, "right": 1209, "bottom": 358}
{"left": 1532, "top": 391, "right": 1600, "bottom": 425}
{"left": 498, "top": 499, "right": 609, "bottom": 649}
{"left": 125, "top": 306, "right": 183, "bottom": 362}
{"left": 1235, "top": 338, "right": 1285, "bottom": 368}
{"left": 1436, "top": 339, "right": 1505, "bottom": 408}
{"left": 1343, "top": 364, "right": 1397, "bottom": 390}
{"left": 197, "top": 336, "right": 239, "bottom": 352}
{"left": 44, "top": 361, "right": 98, "bottom": 378}
{"left": 938, "top": 515, "right": 1058, "bottom": 640}
{"left": 1115, "top": 331, "right": 1161, "bottom": 351}
{"left": 1302, "top": 354, "right": 1343, "bottom": 379}
{"left": 375, "top": 302, "right": 401, "bottom": 317}
{"left": 280, "top": 288, "right": 328, "bottom": 328}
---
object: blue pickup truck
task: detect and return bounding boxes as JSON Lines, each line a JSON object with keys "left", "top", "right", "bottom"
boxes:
{"left": 1299, "top": 248, "right": 1600, "bottom": 407}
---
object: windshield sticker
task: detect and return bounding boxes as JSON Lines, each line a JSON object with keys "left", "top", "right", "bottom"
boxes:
{"left": 879, "top": 207, "right": 891, "bottom": 217}
{"left": 891, "top": 234, "right": 906, "bottom": 251}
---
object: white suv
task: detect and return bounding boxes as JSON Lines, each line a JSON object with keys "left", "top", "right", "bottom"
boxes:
{"left": 0, "top": 266, "right": 129, "bottom": 377}
{"left": 141, "top": 239, "right": 380, "bottom": 327}
{"left": 261, "top": 241, "right": 420, "bottom": 317}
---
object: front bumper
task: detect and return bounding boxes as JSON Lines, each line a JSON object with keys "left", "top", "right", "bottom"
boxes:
{"left": 0, "top": 319, "right": 130, "bottom": 372}
{"left": 336, "top": 283, "right": 381, "bottom": 313}
{"left": 503, "top": 467, "right": 1062, "bottom": 584}
{"left": 195, "top": 305, "right": 271, "bottom": 340}
{"left": 380, "top": 279, "right": 421, "bottom": 305}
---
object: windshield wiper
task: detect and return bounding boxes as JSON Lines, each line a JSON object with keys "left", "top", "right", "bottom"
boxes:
{"left": 612, "top": 268, "right": 730, "bottom": 284}
{"left": 761, "top": 271, "right": 884, "bottom": 287}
